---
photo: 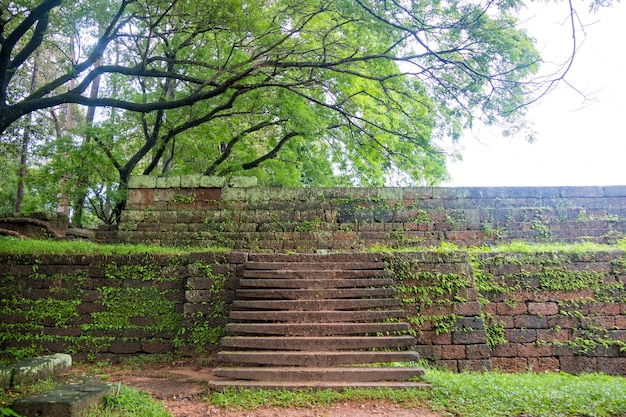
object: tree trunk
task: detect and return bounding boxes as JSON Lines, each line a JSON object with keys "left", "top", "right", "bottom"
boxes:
{"left": 71, "top": 41, "right": 103, "bottom": 227}
{"left": 15, "top": 55, "right": 39, "bottom": 213}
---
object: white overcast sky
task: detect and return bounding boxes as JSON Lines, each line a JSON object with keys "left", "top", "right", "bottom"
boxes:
{"left": 444, "top": 0, "right": 626, "bottom": 187}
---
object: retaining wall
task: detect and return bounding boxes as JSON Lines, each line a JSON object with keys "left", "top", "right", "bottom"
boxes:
{"left": 98, "top": 176, "right": 626, "bottom": 250}
{"left": 3, "top": 250, "right": 626, "bottom": 375}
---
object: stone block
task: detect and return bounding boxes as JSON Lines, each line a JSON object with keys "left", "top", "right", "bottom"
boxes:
{"left": 451, "top": 329, "right": 487, "bottom": 345}
{"left": 597, "top": 357, "right": 626, "bottom": 375}
{"left": 127, "top": 189, "right": 154, "bottom": 209}
{"left": 454, "top": 301, "right": 482, "bottom": 316}
{"left": 441, "top": 345, "right": 466, "bottom": 360}
{"left": 458, "top": 359, "right": 492, "bottom": 372}
{"left": 229, "top": 176, "right": 258, "bottom": 188}
{"left": 108, "top": 341, "right": 142, "bottom": 354}
{"left": 528, "top": 302, "right": 559, "bottom": 316}
{"left": 7, "top": 354, "right": 72, "bottom": 388}
{"left": 11, "top": 377, "right": 111, "bottom": 417}
{"left": 560, "top": 356, "right": 598, "bottom": 375}
{"left": 466, "top": 344, "right": 491, "bottom": 359}
{"left": 517, "top": 343, "right": 553, "bottom": 358}
{"left": 505, "top": 329, "right": 537, "bottom": 343}
{"left": 528, "top": 357, "right": 560, "bottom": 372}
{"left": 127, "top": 175, "right": 157, "bottom": 189}
{"left": 490, "top": 343, "right": 518, "bottom": 358}
{"left": 492, "top": 357, "right": 528, "bottom": 372}
{"left": 414, "top": 345, "right": 441, "bottom": 359}
{"left": 513, "top": 315, "right": 547, "bottom": 329}
{"left": 200, "top": 176, "right": 226, "bottom": 188}
{"left": 180, "top": 174, "right": 202, "bottom": 188}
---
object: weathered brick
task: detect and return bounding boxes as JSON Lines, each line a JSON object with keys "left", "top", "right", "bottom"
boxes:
{"left": 517, "top": 343, "right": 553, "bottom": 358}
{"left": 466, "top": 344, "right": 491, "bottom": 359}
{"left": 528, "top": 302, "right": 559, "bottom": 316}
{"left": 454, "top": 301, "right": 482, "bottom": 316}
{"left": 506, "top": 329, "right": 537, "bottom": 343}
{"left": 458, "top": 359, "right": 492, "bottom": 372}
{"left": 451, "top": 330, "right": 487, "bottom": 345}
{"left": 490, "top": 343, "right": 518, "bottom": 358}
{"left": 597, "top": 358, "right": 626, "bottom": 375}
{"left": 514, "top": 315, "right": 547, "bottom": 329}
{"left": 537, "top": 328, "right": 571, "bottom": 343}
{"left": 496, "top": 302, "right": 528, "bottom": 315}
{"left": 414, "top": 345, "right": 441, "bottom": 359}
{"left": 108, "top": 341, "right": 142, "bottom": 354}
{"left": 560, "top": 356, "right": 598, "bottom": 374}
{"left": 528, "top": 357, "right": 560, "bottom": 372}
{"left": 441, "top": 345, "right": 466, "bottom": 360}
{"left": 492, "top": 357, "right": 528, "bottom": 372}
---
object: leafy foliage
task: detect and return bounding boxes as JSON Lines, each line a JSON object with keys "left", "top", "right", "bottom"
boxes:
{"left": 0, "top": 0, "right": 556, "bottom": 223}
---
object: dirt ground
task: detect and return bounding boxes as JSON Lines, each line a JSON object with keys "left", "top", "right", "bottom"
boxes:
{"left": 71, "top": 359, "right": 445, "bottom": 417}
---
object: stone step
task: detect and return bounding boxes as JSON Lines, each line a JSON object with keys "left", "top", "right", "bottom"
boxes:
{"left": 1, "top": 353, "right": 72, "bottom": 389}
{"left": 243, "top": 270, "right": 389, "bottom": 279}
{"left": 232, "top": 298, "right": 402, "bottom": 311}
{"left": 245, "top": 261, "right": 387, "bottom": 271}
{"left": 236, "top": 288, "right": 397, "bottom": 300}
{"left": 217, "top": 350, "right": 420, "bottom": 366}
{"left": 240, "top": 278, "right": 395, "bottom": 289}
{"left": 220, "top": 335, "right": 416, "bottom": 350}
{"left": 229, "top": 309, "right": 407, "bottom": 323}
{"left": 212, "top": 366, "right": 425, "bottom": 382}
{"left": 11, "top": 377, "right": 111, "bottom": 417}
{"left": 247, "top": 253, "right": 384, "bottom": 263}
{"left": 225, "top": 322, "right": 410, "bottom": 336}
{"left": 208, "top": 379, "right": 430, "bottom": 392}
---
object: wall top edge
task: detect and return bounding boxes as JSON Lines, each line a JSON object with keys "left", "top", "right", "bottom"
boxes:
{"left": 126, "top": 176, "right": 626, "bottom": 198}
{"left": 127, "top": 175, "right": 257, "bottom": 189}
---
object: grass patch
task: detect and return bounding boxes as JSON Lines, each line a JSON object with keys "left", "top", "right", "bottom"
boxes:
{"left": 0, "top": 237, "right": 229, "bottom": 256}
{"left": 372, "top": 239, "right": 626, "bottom": 254}
{"left": 82, "top": 385, "right": 171, "bottom": 417}
{"left": 425, "top": 368, "right": 626, "bottom": 417}
{"left": 208, "top": 386, "right": 428, "bottom": 410}
{"left": 206, "top": 367, "right": 626, "bottom": 416}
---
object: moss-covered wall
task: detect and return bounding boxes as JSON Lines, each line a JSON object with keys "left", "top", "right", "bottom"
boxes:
{"left": 100, "top": 176, "right": 626, "bottom": 251}
{"left": 475, "top": 250, "right": 626, "bottom": 375}
{"left": 3, "top": 249, "right": 626, "bottom": 375}
{"left": 0, "top": 252, "right": 244, "bottom": 363}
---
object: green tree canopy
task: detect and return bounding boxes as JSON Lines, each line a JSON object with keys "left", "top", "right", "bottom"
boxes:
{"left": 0, "top": 0, "right": 581, "bottom": 224}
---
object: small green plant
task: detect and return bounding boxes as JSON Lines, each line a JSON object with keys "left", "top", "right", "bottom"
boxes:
{"left": 83, "top": 385, "right": 171, "bottom": 417}
{"left": 173, "top": 192, "right": 195, "bottom": 204}
{"left": 1, "top": 408, "right": 22, "bottom": 417}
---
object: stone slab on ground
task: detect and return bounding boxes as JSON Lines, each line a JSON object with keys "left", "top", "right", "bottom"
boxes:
{"left": 11, "top": 377, "right": 112, "bottom": 417}
{"left": 1, "top": 353, "right": 72, "bottom": 389}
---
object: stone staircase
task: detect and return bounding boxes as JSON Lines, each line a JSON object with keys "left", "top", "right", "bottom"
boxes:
{"left": 209, "top": 254, "right": 427, "bottom": 391}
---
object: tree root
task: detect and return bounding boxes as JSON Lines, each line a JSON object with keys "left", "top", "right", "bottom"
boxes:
{"left": 0, "top": 217, "right": 64, "bottom": 239}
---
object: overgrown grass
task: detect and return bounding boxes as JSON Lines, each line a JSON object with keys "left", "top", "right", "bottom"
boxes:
{"left": 3, "top": 235, "right": 626, "bottom": 257}
{"left": 425, "top": 369, "right": 626, "bottom": 417}
{"left": 371, "top": 239, "right": 626, "bottom": 254}
{"left": 207, "top": 366, "right": 626, "bottom": 417}
{"left": 4, "top": 366, "right": 626, "bottom": 416}
{"left": 0, "top": 237, "right": 229, "bottom": 256}
{"left": 82, "top": 386, "right": 171, "bottom": 417}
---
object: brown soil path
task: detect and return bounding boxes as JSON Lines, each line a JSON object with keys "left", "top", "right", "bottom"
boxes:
{"left": 70, "top": 360, "right": 445, "bottom": 417}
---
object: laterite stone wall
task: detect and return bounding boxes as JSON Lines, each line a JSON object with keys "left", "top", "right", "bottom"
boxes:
{"left": 100, "top": 175, "right": 626, "bottom": 250}
{"left": 0, "top": 252, "right": 245, "bottom": 363}
{"left": 4, "top": 250, "right": 626, "bottom": 375}
{"left": 476, "top": 251, "right": 626, "bottom": 375}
